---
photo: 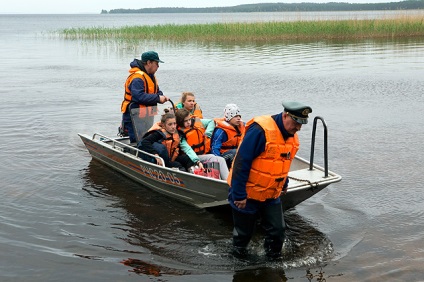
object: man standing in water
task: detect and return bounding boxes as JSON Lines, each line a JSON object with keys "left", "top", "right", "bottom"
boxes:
{"left": 120, "top": 51, "right": 169, "bottom": 143}
{"left": 227, "top": 101, "right": 312, "bottom": 259}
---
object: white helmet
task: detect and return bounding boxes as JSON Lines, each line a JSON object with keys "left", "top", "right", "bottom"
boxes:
{"left": 224, "top": 104, "right": 241, "bottom": 122}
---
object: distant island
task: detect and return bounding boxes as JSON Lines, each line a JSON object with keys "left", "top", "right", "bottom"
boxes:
{"left": 101, "top": 0, "right": 424, "bottom": 14}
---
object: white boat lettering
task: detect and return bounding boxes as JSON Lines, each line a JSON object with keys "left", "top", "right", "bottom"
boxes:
{"left": 157, "top": 170, "right": 166, "bottom": 182}
{"left": 137, "top": 164, "right": 183, "bottom": 186}
{"left": 170, "top": 172, "right": 181, "bottom": 185}
{"left": 147, "top": 167, "right": 156, "bottom": 179}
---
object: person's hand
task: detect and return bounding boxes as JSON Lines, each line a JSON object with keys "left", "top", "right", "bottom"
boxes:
{"left": 281, "top": 186, "right": 288, "bottom": 196}
{"left": 155, "top": 154, "right": 163, "bottom": 166}
{"left": 234, "top": 199, "right": 247, "bottom": 209}
{"left": 197, "top": 161, "right": 204, "bottom": 170}
{"left": 159, "top": 95, "right": 168, "bottom": 104}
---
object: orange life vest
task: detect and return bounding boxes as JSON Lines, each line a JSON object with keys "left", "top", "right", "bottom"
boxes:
{"left": 146, "top": 122, "right": 180, "bottom": 161}
{"left": 180, "top": 117, "right": 210, "bottom": 155}
{"left": 227, "top": 115, "right": 299, "bottom": 201}
{"left": 121, "top": 69, "right": 159, "bottom": 117}
{"left": 175, "top": 103, "right": 203, "bottom": 119}
{"left": 214, "top": 118, "right": 245, "bottom": 154}
{"left": 191, "top": 104, "right": 203, "bottom": 119}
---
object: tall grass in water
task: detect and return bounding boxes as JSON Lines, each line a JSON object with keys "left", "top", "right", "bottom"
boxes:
{"left": 60, "top": 15, "right": 424, "bottom": 41}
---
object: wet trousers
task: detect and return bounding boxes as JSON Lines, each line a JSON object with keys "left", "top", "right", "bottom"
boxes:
{"left": 232, "top": 202, "right": 285, "bottom": 257}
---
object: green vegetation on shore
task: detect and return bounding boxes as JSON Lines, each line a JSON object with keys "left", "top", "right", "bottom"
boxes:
{"left": 60, "top": 16, "right": 424, "bottom": 42}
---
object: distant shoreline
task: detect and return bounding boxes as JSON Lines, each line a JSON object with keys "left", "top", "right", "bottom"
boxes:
{"left": 101, "top": 0, "right": 424, "bottom": 14}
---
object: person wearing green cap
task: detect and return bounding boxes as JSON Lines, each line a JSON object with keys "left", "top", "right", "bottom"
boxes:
{"left": 227, "top": 101, "right": 312, "bottom": 259}
{"left": 120, "top": 51, "right": 169, "bottom": 143}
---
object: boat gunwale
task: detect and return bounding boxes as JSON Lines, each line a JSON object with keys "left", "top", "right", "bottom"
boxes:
{"left": 78, "top": 132, "right": 341, "bottom": 186}
{"left": 78, "top": 132, "right": 342, "bottom": 209}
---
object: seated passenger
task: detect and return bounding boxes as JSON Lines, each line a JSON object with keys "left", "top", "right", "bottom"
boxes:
{"left": 211, "top": 104, "right": 245, "bottom": 169}
{"left": 138, "top": 112, "right": 204, "bottom": 171}
{"left": 175, "top": 92, "right": 203, "bottom": 118}
{"left": 175, "top": 108, "right": 229, "bottom": 180}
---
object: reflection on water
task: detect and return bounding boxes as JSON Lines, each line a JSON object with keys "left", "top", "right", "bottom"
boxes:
{"left": 83, "top": 160, "right": 335, "bottom": 276}
{"left": 121, "top": 258, "right": 191, "bottom": 276}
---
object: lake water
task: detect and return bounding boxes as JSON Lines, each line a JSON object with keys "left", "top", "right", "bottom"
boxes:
{"left": 0, "top": 12, "right": 424, "bottom": 281}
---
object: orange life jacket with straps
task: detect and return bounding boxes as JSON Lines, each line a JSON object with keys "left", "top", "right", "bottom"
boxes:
{"left": 227, "top": 115, "right": 299, "bottom": 201}
{"left": 190, "top": 104, "right": 203, "bottom": 119}
{"left": 214, "top": 118, "right": 245, "bottom": 154}
{"left": 175, "top": 103, "right": 203, "bottom": 119}
{"left": 180, "top": 117, "right": 210, "bottom": 155}
{"left": 147, "top": 122, "right": 180, "bottom": 161}
{"left": 121, "top": 69, "right": 159, "bottom": 117}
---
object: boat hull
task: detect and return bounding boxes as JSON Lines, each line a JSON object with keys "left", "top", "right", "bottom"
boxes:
{"left": 79, "top": 133, "right": 341, "bottom": 210}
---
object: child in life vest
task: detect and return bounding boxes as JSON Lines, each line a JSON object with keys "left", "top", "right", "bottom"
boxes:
{"left": 175, "top": 92, "right": 203, "bottom": 118}
{"left": 138, "top": 112, "right": 204, "bottom": 172}
{"left": 175, "top": 108, "right": 229, "bottom": 180}
{"left": 211, "top": 104, "right": 245, "bottom": 169}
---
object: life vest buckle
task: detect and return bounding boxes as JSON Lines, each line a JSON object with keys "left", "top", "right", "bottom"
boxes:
{"left": 280, "top": 152, "right": 291, "bottom": 159}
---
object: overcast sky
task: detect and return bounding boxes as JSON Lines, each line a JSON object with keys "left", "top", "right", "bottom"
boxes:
{"left": 1, "top": 0, "right": 395, "bottom": 14}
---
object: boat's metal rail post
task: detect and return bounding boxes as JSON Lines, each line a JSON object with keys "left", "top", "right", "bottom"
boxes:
{"left": 309, "top": 116, "right": 328, "bottom": 177}
{"left": 92, "top": 133, "right": 166, "bottom": 167}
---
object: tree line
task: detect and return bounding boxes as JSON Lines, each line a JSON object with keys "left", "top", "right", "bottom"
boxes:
{"left": 101, "top": 0, "right": 424, "bottom": 14}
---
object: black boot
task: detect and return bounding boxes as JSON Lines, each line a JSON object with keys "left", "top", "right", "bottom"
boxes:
{"left": 232, "top": 246, "right": 248, "bottom": 259}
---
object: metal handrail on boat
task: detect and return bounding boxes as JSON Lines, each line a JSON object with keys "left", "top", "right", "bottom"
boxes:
{"left": 91, "top": 133, "right": 166, "bottom": 167}
{"left": 309, "top": 116, "right": 328, "bottom": 177}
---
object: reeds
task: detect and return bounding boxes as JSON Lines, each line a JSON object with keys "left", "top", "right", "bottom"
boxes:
{"left": 60, "top": 15, "right": 424, "bottom": 42}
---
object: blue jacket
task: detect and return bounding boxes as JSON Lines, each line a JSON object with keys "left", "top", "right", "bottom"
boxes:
{"left": 228, "top": 113, "right": 291, "bottom": 214}
{"left": 210, "top": 128, "right": 227, "bottom": 156}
